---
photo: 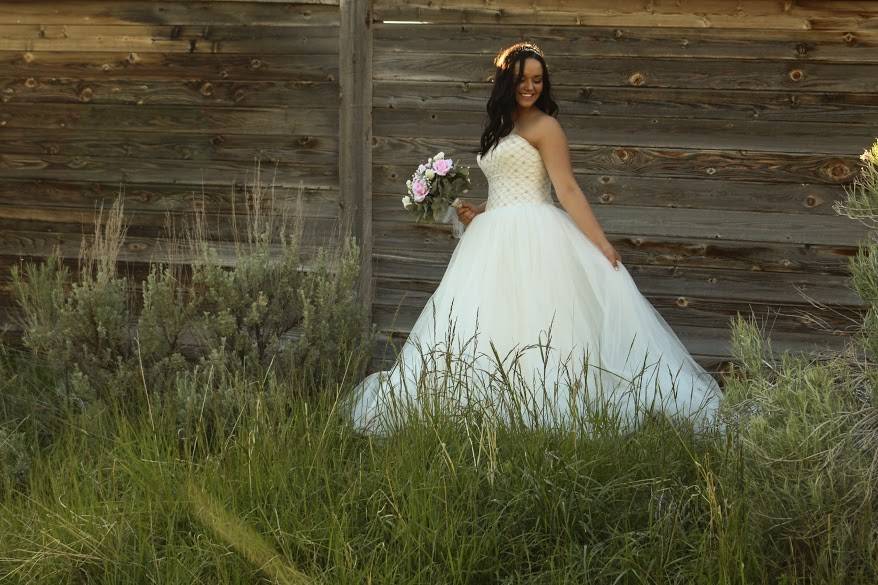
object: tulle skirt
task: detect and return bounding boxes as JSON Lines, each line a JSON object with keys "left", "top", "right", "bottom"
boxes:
{"left": 346, "top": 201, "right": 723, "bottom": 435}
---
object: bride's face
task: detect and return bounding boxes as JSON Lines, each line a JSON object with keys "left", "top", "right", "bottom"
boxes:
{"left": 513, "top": 57, "right": 544, "bottom": 109}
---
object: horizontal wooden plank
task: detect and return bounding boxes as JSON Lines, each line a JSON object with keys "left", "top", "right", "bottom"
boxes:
{"left": 371, "top": 283, "right": 865, "bottom": 337}
{"left": 0, "top": 153, "right": 339, "bottom": 189}
{"left": 0, "top": 103, "right": 337, "bottom": 134}
{"left": 0, "top": 51, "right": 338, "bottom": 82}
{"left": 0, "top": 2, "right": 340, "bottom": 26}
{"left": 372, "top": 203, "right": 867, "bottom": 246}
{"left": 373, "top": 256, "right": 863, "bottom": 307}
{"left": 0, "top": 204, "right": 339, "bottom": 231}
{"left": 0, "top": 215, "right": 343, "bottom": 261}
{"left": 375, "top": 23, "right": 878, "bottom": 63}
{"left": 0, "top": 179, "right": 340, "bottom": 217}
{"left": 373, "top": 53, "right": 878, "bottom": 93}
{"left": 373, "top": 141, "right": 859, "bottom": 187}
{"left": 369, "top": 322, "right": 851, "bottom": 375}
{"left": 374, "top": 0, "right": 878, "bottom": 31}
{"left": 373, "top": 223, "right": 860, "bottom": 276}
{"left": 0, "top": 24, "right": 339, "bottom": 54}
{"left": 374, "top": 170, "right": 847, "bottom": 218}
{"left": 374, "top": 81, "right": 878, "bottom": 125}
{"left": 1, "top": 78, "right": 339, "bottom": 108}
{"left": 0, "top": 128, "right": 338, "bottom": 164}
{"left": 372, "top": 108, "right": 874, "bottom": 155}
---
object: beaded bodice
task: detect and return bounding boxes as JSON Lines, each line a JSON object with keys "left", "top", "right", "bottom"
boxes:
{"left": 476, "top": 132, "right": 553, "bottom": 211}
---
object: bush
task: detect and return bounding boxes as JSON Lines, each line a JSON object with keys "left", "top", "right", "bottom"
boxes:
{"left": 3, "top": 163, "right": 374, "bottom": 442}
{"left": 714, "top": 140, "right": 878, "bottom": 581}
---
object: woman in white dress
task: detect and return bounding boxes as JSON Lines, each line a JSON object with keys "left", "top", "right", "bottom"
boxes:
{"left": 346, "top": 42, "right": 723, "bottom": 434}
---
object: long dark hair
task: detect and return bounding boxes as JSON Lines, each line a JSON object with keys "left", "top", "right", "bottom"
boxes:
{"left": 479, "top": 41, "right": 559, "bottom": 158}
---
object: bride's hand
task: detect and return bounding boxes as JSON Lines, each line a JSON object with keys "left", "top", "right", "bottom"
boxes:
{"left": 456, "top": 201, "right": 480, "bottom": 226}
{"left": 599, "top": 241, "right": 622, "bottom": 270}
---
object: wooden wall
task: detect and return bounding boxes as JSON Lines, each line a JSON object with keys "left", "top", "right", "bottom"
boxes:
{"left": 0, "top": 0, "right": 343, "bottom": 329}
{"left": 369, "top": 0, "right": 878, "bottom": 374}
{"left": 1, "top": 0, "right": 876, "bottom": 380}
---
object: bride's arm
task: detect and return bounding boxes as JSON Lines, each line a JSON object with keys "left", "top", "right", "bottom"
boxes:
{"left": 535, "top": 117, "right": 613, "bottom": 249}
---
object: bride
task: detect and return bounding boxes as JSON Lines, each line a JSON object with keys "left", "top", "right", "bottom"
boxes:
{"left": 346, "top": 42, "right": 723, "bottom": 434}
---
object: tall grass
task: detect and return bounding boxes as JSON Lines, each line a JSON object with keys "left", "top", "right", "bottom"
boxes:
{"left": 0, "top": 146, "right": 877, "bottom": 583}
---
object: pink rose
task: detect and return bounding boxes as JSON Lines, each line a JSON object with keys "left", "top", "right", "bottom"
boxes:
{"left": 411, "top": 179, "right": 429, "bottom": 202}
{"left": 432, "top": 158, "right": 453, "bottom": 176}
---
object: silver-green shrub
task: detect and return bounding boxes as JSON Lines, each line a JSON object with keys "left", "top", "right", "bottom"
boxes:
{"left": 718, "top": 140, "right": 878, "bottom": 579}
{"left": 6, "top": 164, "right": 374, "bottom": 426}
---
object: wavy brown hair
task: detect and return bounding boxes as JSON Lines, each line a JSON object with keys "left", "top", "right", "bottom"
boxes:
{"left": 478, "top": 41, "right": 559, "bottom": 158}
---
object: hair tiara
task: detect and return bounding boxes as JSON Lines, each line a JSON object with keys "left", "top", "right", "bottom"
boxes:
{"left": 494, "top": 41, "right": 545, "bottom": 69}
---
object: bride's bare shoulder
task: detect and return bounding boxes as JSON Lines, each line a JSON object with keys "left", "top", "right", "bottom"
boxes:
{"left": 531, "top": 115, "right": 567, "bottom": 149}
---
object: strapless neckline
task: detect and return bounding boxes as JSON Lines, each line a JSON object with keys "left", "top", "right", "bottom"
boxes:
{"left": 506, "top": 131, "right": 539, "bottom": 154}
{"left": 477, "top": 131, "right": 539, "bottom": 162}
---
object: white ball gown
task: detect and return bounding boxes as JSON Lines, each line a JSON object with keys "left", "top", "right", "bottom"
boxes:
{"left": 346, "top": 129, "right": 723, "bottom": 434}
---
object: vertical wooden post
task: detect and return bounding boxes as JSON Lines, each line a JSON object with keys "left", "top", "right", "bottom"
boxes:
{"left": 339, "top": 0, "right": 373, "bottom": 324}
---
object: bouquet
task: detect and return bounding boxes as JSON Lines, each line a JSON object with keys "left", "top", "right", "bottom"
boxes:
{"left": 402, "top": 150, "right": 472, "bottom": 238}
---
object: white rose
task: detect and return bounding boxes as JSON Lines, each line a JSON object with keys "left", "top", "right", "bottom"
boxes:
{"left": 435, "top": 151, "right": 445, "bottom": 160}
{"left": 425, "top": 169, "right": 436, "bottom": 179}
{"left": 406, "top": 179, "right": 412, "bottom": 187}
{"left": 402, "top": 195, "right": 412, "bottom": 208}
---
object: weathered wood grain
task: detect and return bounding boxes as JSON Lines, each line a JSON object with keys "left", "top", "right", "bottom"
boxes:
{"left": 375, "top": 23, "right": 878, "bottom": 63}
{"left": 373, "top": 52, "right": 878, "bottom": 93}
{"left": 0, "top": 153, "right": 339, "bottom": 189}
{"left": 373, "top": 224, "right": 859, "bottom": 276}
{"left": 0, "top": 179, "right": 340, "bottom": 217}
{"left": 0, "top": 103, "right": 337, "bottom": 135}
{"left": 0, "top": 215, "right": 341, "bottom": 260}
{"left": 373, "top": 0, "right": 878, "bottom": 31}
{"left": 374, "top": 167, "right": 849, "bottom": 217}
{"left": 339, "top": 0, "right": 374, "bottom": 318}
{"left": 373, "top": 255, "right": 863, "bottom": 307}
{"left": 0, "top": 128, "right": 339, "bottom": 164}
{"left": 372, "top": 204, "right": 867, "bottom": 246}
{"left": 0, "top": 51, "right": 338, "bottom": 81}
{"left": 1, "top": 78, "right": 339, "bottom": 108}
{"left": 0, "top": 24, "right": 339, "bottom": 54}
{"left": 0, "top": 2, "right": 340, "bottom": 26}
{"left": 371, "top": 282, "right": 864, "bottom": 338}
{"left": 373, "top": 142, "right": 858, "bottom": 187}
{"left": 372, "top": 108, "right": 874, "bottom": 156}
{"left": 374, "top": 82, "right": 878, "bottom": 125}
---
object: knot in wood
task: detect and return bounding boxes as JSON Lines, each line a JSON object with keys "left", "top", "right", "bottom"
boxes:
{"left": 675, "top": 296, "right": 688, "bottom": 308}
{"left": 24, "top": 77, "right": 37, "bottom": 88}
{"left": 599, "top": 193, "right": 613, "bottom": 203}
{"left": 78, "top": 87, "right": 93, "bottom": 102}
{"left": 628, "top": 72, "right": 646, "bottom": 86}
{"left": 613, "top": 148, "right": 631, "bottom": 162}
{"left": 788, "top": 68, "right": 804, "bottom": 82}
{"left": 199, "top": 82, "right": 214, "bottom": 96}
{"left": 824, "top": 160, "right": 852, "bottom": 181}
{"left": 842, "top": 32, "right": 856, "bottom": 45}
{"left": 22, "top": 52, "right": 35, "bottom": 64}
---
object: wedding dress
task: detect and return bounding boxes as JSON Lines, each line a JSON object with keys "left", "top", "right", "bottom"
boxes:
{"left": 346, "top": 129, "right": 723, "bottom": 434}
